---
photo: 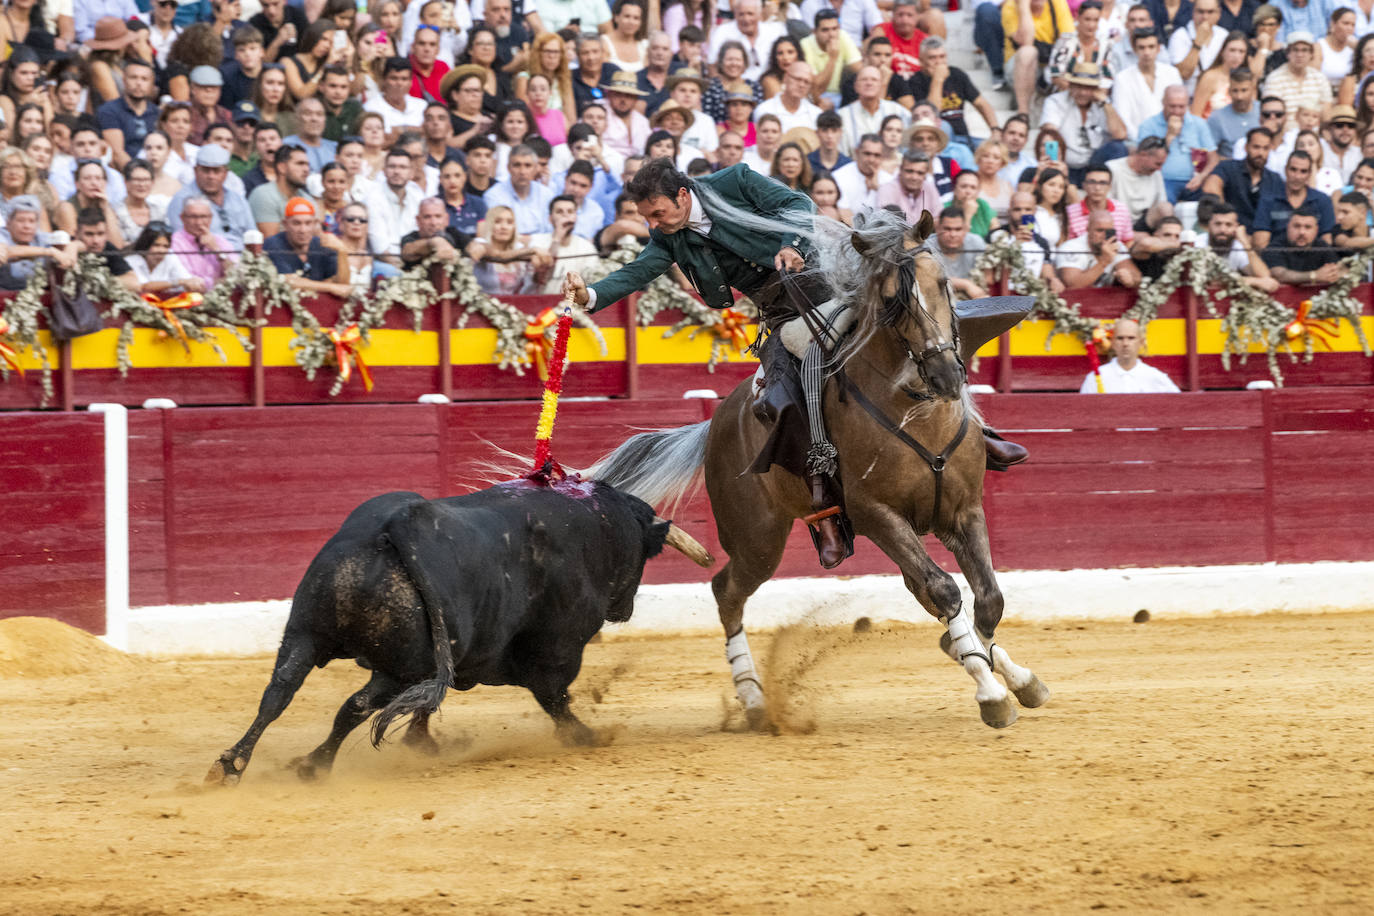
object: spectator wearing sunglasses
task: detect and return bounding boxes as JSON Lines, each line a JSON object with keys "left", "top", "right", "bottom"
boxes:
{"left": 167, "top": 144, "right": 255, "bottom": 247}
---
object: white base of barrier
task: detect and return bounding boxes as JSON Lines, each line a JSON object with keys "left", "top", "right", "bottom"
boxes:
{"left": 104, "top": 560, "right": 1374, "bottom": 656}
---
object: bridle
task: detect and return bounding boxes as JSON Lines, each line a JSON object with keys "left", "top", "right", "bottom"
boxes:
{"left": 878, "top": 252, "right": 966, "bottom": 398}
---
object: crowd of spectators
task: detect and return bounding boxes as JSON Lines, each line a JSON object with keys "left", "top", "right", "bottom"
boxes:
{"left": 0, "top": 0, "right": 1368, "bottom": 301}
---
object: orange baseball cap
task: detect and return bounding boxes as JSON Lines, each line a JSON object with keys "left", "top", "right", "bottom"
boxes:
{"left": 284, "top": 197, "right": 316, "bottom": 219}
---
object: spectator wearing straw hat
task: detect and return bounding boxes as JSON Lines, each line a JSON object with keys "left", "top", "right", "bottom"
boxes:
{"left": 906, "top": 117, "right": 959, "bottom": 202}
{"left": 665, "top": 69, "right": 717, "bottom": 161}
{"left": 1044, "top": 62, "right": 1130, "bottom": 187}
{"left": 77, "top": 7, "right": 138, "bottom": 45}
{"left": 718, "top": 84, "right": 759, "bottom": 146}
{"left": 601, "top": 70, "right": 652, "bottom": 159}
{"left": 1321, "top": 104, "right": 1361, "bottom": 180}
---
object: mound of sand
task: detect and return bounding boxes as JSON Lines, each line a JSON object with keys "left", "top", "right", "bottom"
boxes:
{"left": 0, "top": 616, "right": 138, "bottom": 677}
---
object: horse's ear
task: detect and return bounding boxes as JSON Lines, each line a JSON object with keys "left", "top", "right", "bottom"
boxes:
{"left": 908, "top": 210, "right": 936, "bottom": 245}
{"left": 850, "top": 230, "right": 871, "bottom": 256}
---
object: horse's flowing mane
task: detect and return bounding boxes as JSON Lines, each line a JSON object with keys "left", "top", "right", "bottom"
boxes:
{"left": 688, "top": 182, "right": 924, "bottom": 368}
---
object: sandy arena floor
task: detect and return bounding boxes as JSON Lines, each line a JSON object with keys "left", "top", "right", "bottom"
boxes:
{"left": 1, "top": 610, "right": 1371, "bottom": 914}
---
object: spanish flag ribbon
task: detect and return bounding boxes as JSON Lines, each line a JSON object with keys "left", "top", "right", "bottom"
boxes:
{"left": 523, "top": 307, "right": 559, "bottom": 381}
{"left": 141, "top": 291, "right": 203, "bottom": 351}
{"left": 0, "top": 316, "right": 23, "bottom": 377}
{"left": 1086, "top": 324, "right": 1111, "bottom": 393}
{"left": 530, "top": 304, "right": 575, "bottom": 478}
{"left": 1284, "top": 299, "right": 1342, "bottom": 350}
{"left": 714, "top": 308, "right": 750, "bottom": 353}
{"left": 326, "top": 323, "right": 374, "bottom": 392}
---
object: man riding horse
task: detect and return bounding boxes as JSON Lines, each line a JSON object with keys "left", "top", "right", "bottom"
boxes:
{"left": 563, "top": 157, "right": 1027, "bottom": 568}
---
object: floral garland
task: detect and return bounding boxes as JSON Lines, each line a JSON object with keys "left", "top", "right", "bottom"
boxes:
{"left": 290, "top": 255, "right": 605, "bottom": 396}
{"left": 0, "top": 267, "right": 54, "bottom": 405}
{"left": 976, "top": 237, "right": 1374, "bottom": 386}
{"left": 602, "top": 239, "right": 760, "bottom": 370}
{"left": 65, "top": 253, "right": 256, "bottom": 376}
{"left": 973, "top": 237, "right": 1095, "bottom": 347}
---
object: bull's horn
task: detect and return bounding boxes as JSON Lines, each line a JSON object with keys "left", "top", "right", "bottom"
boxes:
{"left": 658, "top": 519, "right": 714, "bottom": 567}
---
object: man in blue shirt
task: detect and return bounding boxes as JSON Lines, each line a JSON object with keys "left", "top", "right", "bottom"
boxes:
{"left": 1252, "top": 149, "right": 1336, "bottom": 248}
{"left": 1137, "top": 84, "right": 1218, "bottom": 202}
{"left": 77, "top": 2, "right": 140, "bottom": 44}
{"left": 1273, "top": 0, "right": 1331, "bottom": 43}
{"left": 484, "top": 145, "right": 554, "bottom": 234}
{"left": 95, "top": 60, "right": 159, "bottom": 169}
{"left": 1201, "top": 126, "right": 1285, "bottom": 227}
{"left": 167, "top": 145, "right": 256, "bottom": 248}
{"left": 264, "top": 197, "right": 352, "bottom": 296}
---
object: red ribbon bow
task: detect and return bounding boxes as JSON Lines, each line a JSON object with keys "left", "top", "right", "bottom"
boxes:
{"left": 1283, "top": 300, "right": 1341, "bottom": 350}
{"left": 0, "top": 316, "right": 23, "bottom": 377}
{"left": 523, "top": 307, "right": 559, "bottom": 381}
{"left": 141, "top": 291, "right": 204, "bottom": 352}
{"left": 713, "top": 308, "right": 750, "bottom": 353}
{"left": 325, "top": 324, "right": 374, "bottom": 391}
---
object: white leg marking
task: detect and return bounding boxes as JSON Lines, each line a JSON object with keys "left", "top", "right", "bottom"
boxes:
{"left": 990, "top": 643, "right": 1033, "bottom": 691}
{"left": 944, "top": 611, "right": 1017, "bottom": 727}
{"left": 726, "top": 629, "right": 766, "bottom": 712}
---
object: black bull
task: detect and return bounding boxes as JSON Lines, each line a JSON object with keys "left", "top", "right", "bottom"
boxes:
{"left": 207, "top": 480, "right": 710, "bottom": 786}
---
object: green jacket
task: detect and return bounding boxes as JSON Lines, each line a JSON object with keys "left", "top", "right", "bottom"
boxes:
{"left": 589, "top": 164, "right": 815, "bottom": 312}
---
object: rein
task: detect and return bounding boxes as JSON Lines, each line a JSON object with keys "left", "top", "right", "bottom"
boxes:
{"left": 840, "top": 375, "right": 970, "bottom": 524}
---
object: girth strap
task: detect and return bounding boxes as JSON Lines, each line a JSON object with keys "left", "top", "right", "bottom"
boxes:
{"left": 840, "top": 374, "right": 970, "bottom": 524}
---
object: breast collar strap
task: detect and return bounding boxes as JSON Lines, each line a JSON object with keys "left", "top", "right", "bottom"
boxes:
{"left": 840, "top": 373, "right": 970, "bottom": 524}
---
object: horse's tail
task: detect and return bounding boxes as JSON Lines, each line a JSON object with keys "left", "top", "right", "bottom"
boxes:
{"left": 587, "top": 421, "right": 710, "bottom": 513}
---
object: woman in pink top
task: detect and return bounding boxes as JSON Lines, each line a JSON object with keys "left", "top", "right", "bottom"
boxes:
{"left": 526, "top": 74, "right": 569, "bottom": 146}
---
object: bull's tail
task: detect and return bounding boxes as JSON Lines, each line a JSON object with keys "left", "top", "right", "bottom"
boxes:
{"left": 587, "top": 421, "right": 710, "bottom": 513}
{"left": 370, "top": 501, "right": 463, "bottom": 748}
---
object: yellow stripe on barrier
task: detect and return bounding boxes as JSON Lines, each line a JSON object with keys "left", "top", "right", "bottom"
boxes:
{"left": 10, "top": 316, "right": 1373, "bottom": 372}
{"left": 636, "top": 325, "right": 762, "bottom": 365}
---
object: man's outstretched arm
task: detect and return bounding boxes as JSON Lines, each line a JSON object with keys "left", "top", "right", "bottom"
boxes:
{"left": 575, "top": 238, "right": 676, "bottom": 312}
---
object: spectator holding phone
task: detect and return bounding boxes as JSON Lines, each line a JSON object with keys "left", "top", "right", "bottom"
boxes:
{"left": 1056, "top": 209, "right": 1142, "bottom": 288}
{"left": 991, "top": 190, "right": 1064, "bottom": 294}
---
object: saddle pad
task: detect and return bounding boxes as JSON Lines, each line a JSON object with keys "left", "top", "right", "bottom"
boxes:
{"left": 953, "top": 296, "right": 1035, "bottom": 363}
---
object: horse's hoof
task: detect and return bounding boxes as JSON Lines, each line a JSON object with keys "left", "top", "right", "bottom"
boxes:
{"left": 744, "top": 705, "right": 771, "bottom": 733}
{"left": 979, "top": 695, "right": 1018, "bottom": 729}
{"left": 939, "top": 631, "right": 959, "bottom": 664}
{"left": 1012, "top": 675, "right": 1051, "bottom": 709}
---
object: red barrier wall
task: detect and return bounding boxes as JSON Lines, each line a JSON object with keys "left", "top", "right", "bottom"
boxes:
{"left": 0, "top": 413, "right": 107, "bottom": 631}
{"left": 5, "top": 388, "right": 1374, "bottom": 635}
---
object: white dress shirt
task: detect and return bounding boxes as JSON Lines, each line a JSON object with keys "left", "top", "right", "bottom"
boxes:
{"left": 1081, "top": 358, "right": 1181, "bottom": 393}
{"left": 708, "top": 20, "right": 788, "bottom": 82}
{"left": 1112, "top": 62, "right": 1184, "bottom": 139}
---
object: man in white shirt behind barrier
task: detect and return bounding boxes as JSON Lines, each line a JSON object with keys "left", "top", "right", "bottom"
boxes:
{"left": 1080, "top": 318, "right": 1181, "bottom": 393}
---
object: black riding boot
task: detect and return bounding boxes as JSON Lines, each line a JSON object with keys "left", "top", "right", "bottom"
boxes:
{"left": 803, "top": 473, "right": 853, "bottom": 569}
{"left": 983, "top": 427, "right": 1028, "bottom": 471}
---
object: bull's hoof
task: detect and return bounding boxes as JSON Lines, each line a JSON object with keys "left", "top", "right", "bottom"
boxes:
{"left": 205, "top": 754, "right": 246, "bottom": 787}
{"left": 402, "top": 729, "right": 441, "bottom": 757}
{"left": 978, "top": 694, "right": 1019, "bottom": 729}
{"left": 287, "top": 754, "right": 329, "bottom": 782}
{"left": 557, "top": 722, "right": 598, "bottom": 747}
{"left": 1011, "top": 675, "right": 1051, "bottom": 709}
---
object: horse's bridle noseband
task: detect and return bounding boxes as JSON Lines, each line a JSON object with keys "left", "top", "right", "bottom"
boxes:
{"left": 881, "top": 254, "right": 966, "bottom": 395}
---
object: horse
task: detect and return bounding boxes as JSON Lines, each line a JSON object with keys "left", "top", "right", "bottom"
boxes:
{"left": 589, "top": 207, "right": 1050, "bottom": 730}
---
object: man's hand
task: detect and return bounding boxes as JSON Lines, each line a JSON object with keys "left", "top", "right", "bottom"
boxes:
{"left": 774, "top": 246, "right": 804, "bottom": 271}
{"left": 1315, "top": 262, "right": 1343, "bottom": 284}
{"left": 1196, "top": 21, "right": 1213, "bottom": 46}
{"left": 431, "top": 237, "right": 458, "bottom": 262}
{"left": 197, "top": 231, "right": 219, "bottom": 251}
{"left": 182, "top": 276, "right": 206, "bottom": 293}
{"left": 563, "top": 269, "right": 590, "bottom": 305}
{"left": 928, "top": 62, "right": 949, "bottom": 84}
{"left": 1185, "top": 172, "right": 1204, "bottom": 191}
{"left": 1250, "top": 275, "right": 1279, "bottom": 293}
